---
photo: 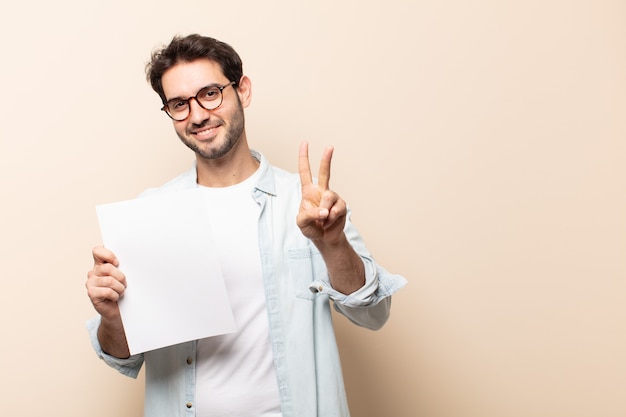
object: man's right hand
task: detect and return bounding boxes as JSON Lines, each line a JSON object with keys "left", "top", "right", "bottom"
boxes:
{"left": 86, "top": 246, "right": 131, "bottom": 358}
{"left": 86, "top": 246, "right": 127, "bottom": 320}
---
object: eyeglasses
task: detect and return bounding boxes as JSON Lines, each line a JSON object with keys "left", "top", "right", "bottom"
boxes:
{"left": 161, "top": 81, "right": 236, "bottom": 121}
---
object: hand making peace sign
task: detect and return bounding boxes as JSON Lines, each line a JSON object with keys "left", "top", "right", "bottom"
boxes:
{"left": 297, "top": 141, "right": 348, "bottom": 245}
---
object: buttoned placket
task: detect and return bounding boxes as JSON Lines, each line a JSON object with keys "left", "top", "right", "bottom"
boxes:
{"left": 184, "top": 341, "right": 197, "bottom": 415}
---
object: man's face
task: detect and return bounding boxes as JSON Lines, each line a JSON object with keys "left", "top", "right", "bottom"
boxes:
{"left": 161, "top": 59, "right": 248, "bottom": 160}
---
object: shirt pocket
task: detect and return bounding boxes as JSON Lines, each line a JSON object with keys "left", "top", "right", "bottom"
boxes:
{"left": 288, "top": 246, "right": 325, "bottom": 300}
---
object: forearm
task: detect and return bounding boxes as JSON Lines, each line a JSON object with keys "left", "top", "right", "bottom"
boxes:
{"left": 97, "top": 316, "right": 131, "bottom": 359}
{"left": 313, "top": 234, "right": 365, "bottom": 295}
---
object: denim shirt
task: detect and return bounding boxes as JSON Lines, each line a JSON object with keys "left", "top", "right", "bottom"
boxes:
{"left": 87, "top": 150, "right": 407, "bottom": 417}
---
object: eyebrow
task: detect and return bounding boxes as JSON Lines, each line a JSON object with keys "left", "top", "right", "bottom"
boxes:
{"left": 164, "top": 83, "right": 224, "bottom": 103}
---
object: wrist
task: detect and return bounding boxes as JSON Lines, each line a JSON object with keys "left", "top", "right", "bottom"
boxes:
{"left": 311, "top": 233, "right": 348, "bottom": 251}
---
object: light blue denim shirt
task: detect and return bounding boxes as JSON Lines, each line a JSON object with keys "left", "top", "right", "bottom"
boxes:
{"left": 87, "top": 150, "right": 407, "bottom": 417}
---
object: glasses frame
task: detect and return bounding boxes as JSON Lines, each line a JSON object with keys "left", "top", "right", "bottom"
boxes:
{"left": 161, "top": 81, "right": 237, "bottom": 121}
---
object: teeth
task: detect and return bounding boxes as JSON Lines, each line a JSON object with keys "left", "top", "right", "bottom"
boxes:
{"left": 195, "top": 127, "right": 215, "bottom": 135}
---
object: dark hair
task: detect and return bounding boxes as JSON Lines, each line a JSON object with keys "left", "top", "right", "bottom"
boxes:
{"left": 146, "top": 34, "right": 243, "bottom": 103}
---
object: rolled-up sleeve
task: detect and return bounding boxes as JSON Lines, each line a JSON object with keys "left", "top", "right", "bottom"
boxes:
{"left": 309, "top": 259, "right": 407, "bottom": 330}
{"left": 86, "top": 316, "right": 144, "bottom": 378}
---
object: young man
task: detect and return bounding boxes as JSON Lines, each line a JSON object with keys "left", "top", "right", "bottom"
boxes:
{"left": 86, "top": 34, "right": 406, "bottom": 417}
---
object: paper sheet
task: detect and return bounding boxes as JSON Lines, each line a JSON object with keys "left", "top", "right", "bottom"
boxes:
{"left": 96, "top": 188, "right": 236, "bottom": 355}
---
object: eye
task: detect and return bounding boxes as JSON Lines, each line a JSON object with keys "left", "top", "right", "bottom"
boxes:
{"left": 200, "top": 87, "right": 220, "bottom": 101}
{"left": 170, "top": 100, "right": 188, "bottom": 111}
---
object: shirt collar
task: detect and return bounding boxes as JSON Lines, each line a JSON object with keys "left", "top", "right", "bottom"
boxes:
{"left": 185, "top": 149, "right": 276, "bottom": 197}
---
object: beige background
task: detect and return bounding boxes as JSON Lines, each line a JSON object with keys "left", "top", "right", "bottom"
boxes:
{"left": 0, "top": 1, "right": 624, "bottom": 416}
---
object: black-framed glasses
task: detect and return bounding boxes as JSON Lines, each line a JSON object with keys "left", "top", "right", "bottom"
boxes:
{"left": 161, "top": 81, "right": 236, "bottom": 121}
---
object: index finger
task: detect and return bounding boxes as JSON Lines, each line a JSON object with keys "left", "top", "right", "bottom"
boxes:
{"left": 298, "top": 141, "right": 313, "bottom": 186}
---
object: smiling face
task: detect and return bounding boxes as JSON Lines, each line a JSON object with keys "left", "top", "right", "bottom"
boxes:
{"left": 161, "top": 59, "right": 251, "bottom": 161}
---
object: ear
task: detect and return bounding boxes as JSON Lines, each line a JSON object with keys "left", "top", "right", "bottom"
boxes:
{"left": 236, "top": 75, "right": 252, "bottom": 108}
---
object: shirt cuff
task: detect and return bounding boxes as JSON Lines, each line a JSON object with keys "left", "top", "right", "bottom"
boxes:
{"left": 86, "top": 316, "right": 144, "bottom": 378}
{"left": 308, "top": 256, "right": 382, "bottom": 307}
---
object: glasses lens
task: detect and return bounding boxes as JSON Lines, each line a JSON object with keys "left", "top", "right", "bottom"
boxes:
{"left": 165, "top": 100, "right": 189, "bottom": 121}
{"left": 197, "top": 86, "right": 223, "bottom": 110}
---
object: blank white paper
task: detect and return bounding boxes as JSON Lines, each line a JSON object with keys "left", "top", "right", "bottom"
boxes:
{"left": 96, "top": 188, "right": 236, "bottom": 355}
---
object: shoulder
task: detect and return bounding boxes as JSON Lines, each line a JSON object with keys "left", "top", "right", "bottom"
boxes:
{"left": 255, "top": 153, "right": 302, "bottom": 198}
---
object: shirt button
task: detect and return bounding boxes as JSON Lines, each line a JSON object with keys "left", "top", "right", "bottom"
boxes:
{"left": 186, "top": 402, "right": 193, "bottom": 409}
{"left": 186, "top": 356, "right": 193, "bottom": 365}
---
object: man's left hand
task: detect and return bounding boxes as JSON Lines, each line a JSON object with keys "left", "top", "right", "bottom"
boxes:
{"left": 296, "top": 141, "right": 347, "bottom": 245}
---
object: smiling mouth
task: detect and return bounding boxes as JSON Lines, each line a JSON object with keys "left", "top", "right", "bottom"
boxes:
{"left": 192, "top": 125, "right": 219, "bottom": 139}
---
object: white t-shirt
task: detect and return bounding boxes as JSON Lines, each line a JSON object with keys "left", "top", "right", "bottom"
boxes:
{"left": 196, "top": 171, "right": 282, "bottom": 417}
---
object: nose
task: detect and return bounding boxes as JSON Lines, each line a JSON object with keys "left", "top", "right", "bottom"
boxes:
{"left": 188, "top": 97, "right": 211, "bottom": 124}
